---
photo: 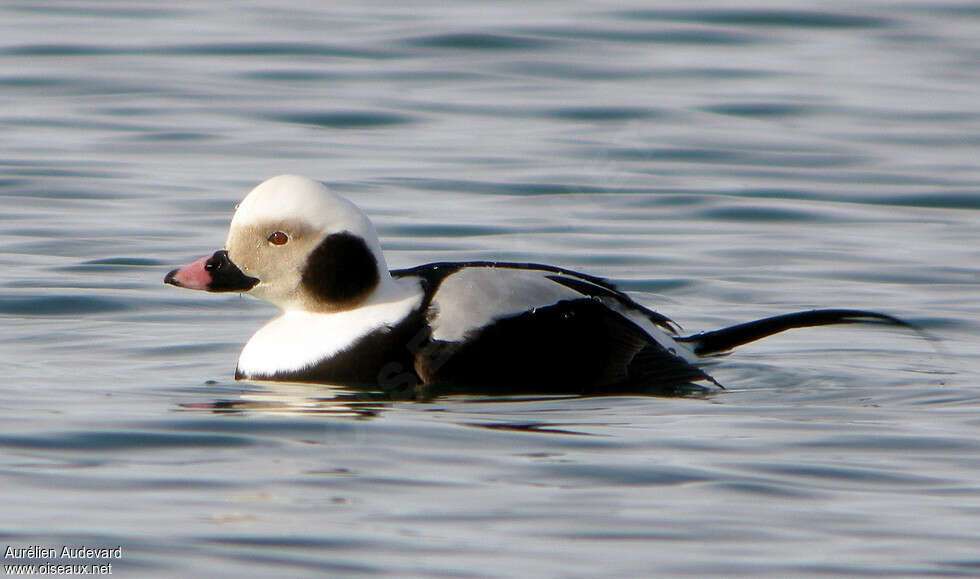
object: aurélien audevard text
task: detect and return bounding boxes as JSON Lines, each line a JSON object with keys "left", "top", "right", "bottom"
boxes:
{"left": 4, "top": 546, "right": 121, "bottom": 575}
{"left": 5, "top": 546, "right": 122, "bottom": 560}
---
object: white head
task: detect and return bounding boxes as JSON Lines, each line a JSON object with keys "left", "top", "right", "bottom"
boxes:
{"left": 224, "top": 175, "right": 390, "bottom": 311}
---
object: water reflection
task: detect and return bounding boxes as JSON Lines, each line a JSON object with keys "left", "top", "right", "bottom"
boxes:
{"left": 461, "top": 421, "right": 599, "bottom": 436}
{"left": 180, "top": 382, "right": 634, "bottom": 436}
{"left": 179, "top": 381, "right": 392, "bottom": 418}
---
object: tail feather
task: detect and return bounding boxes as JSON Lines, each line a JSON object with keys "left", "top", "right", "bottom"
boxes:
{"left": 677, "top": 309, "right": 921, "bottom": 357}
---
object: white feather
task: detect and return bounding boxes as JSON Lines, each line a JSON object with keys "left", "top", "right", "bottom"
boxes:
{"left": 237, "top": 278, "right": 423, "bottom": 378}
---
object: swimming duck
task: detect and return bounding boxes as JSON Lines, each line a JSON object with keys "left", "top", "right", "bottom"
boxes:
{"left": 165, "top": 174, "right": 911, "bottom": 399}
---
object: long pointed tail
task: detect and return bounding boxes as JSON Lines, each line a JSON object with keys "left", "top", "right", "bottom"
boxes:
{"left": 677, "top": 309, "right": 922, "bottom": 357}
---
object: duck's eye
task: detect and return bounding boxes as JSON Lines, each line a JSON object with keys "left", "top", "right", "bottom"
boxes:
{"left": 267, "top": 231, "right": 289, "bottom": 246}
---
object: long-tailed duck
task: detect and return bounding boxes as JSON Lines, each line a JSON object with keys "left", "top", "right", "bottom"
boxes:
{"left": 165, "top": 174, "right": 913, "bottom": 399}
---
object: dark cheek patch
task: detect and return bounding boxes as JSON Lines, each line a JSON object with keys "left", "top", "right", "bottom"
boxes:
{"left": 301, "top": 232, "right": 379, "bottom": 305}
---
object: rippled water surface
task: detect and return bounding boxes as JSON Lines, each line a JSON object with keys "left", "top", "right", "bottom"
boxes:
{"left": 1, "top": 1, "right": 979, "bottom": 576}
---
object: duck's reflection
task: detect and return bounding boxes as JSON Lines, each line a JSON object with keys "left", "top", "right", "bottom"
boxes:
{"left": 177, "top": 381, "right": 706, "bottom": 436}
{"left": 179, "top": 381, "right": 391, "bottom": 418}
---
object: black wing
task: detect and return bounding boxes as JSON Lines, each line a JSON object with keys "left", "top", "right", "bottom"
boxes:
{"left": 414, "top": 298, "right": 714, "bottom": 399}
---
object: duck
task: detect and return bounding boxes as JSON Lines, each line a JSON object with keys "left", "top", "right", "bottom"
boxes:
{"left": 165, "top": 174, "right": 914, "bottom": 399}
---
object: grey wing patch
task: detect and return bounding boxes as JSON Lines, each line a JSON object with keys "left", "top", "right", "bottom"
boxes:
{"left": 426, "top": 263, "right": 679, "bottom": 343}
{"left": 428, "top": 266, "right": 589, "bottom": 342}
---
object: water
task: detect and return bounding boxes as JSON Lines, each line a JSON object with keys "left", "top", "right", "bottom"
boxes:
{"left": 1, "top": 1, "right": 979, "bottom": 576}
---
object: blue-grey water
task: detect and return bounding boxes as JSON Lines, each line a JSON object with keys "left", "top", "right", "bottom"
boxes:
{"left": 1, "top": 1, "right": 979, "bottom": 576}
